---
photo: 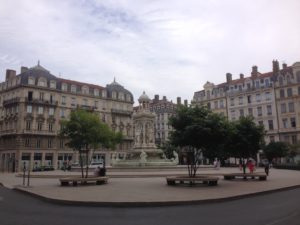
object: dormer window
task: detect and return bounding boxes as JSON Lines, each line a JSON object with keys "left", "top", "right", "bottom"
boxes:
{"left": 28, "top": 77, "right": 35, "bottom": 85}
{"left": 50, "top": 80, "right": 56, "bottom": 89}
{"left": 82, "top": 85, "right": 89, "bottom": 95}
{"left": 102, "top": 90, "right": 107, "bottom": 98}
{"left": 38, "top": 78, "right": 47, "bottom": 87}
{"left": 119, "top": 92, "right": 124, "bottom": 100}
{"left": 62, "top": 83, "right": 68, "bottom": 91}
{"left": 112, "top": 91, "right": 117, "bottom": 99}
{"left": 94, "top": 89, "right": 99, "bottom": 96}
{"left": 71, "top": 85, "right": 76, "bottom": 93}
{"left": 126, "top": 94, "right": 131, "bottom": 102}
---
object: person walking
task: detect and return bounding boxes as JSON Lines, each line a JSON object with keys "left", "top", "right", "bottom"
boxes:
{"left": 264, "top": 160, "right": 270, "bottom": 176}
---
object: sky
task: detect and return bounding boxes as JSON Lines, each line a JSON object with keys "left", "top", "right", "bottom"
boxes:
{"left": 0, "top": 0, "right": 300, "bottom": 104}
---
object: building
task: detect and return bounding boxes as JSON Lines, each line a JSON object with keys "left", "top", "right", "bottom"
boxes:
{"left": 193, "top": 60, "right": 300, "bottom": 145}
{"left": 0, "top": 63, "right": 134, "bottom": 172}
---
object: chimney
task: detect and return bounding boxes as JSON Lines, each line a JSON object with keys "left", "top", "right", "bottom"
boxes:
{"left": 163, "top": 96, "right": 167, "bottom": 101}
{"left": 272, "top": 60, "right": 280, "bottom": 73}
{"left": 21, "top": 66, "right": 28, "bottom": 73}
{"left": 240, "top": 73, "right": 244, "bottom": 79}
{"left": 226, "top": 73, "right": 232, "bottom": 83}
{"left": 154, "top": 94, "right": 159, "bottom": 102}
{"left": 184, "top": 99, "right": 188, "bottom": 106}
{"left": 282, "top": 63, "right": 287, "bottom": 69}
{"left": 177, "top": 97, "right": 181, "bottom": 105}
{"left": 5, "top": 69, "right": 16, "bottom": 81}
{"left": 251, "top": 66, "right": 258, "bottom": 77}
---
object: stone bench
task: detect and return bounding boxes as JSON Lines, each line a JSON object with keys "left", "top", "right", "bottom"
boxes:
{"left": 223, "top": 173, "right": 267, "bottom": 181}
{"left": 166, "top": 176, "right": 219, "bottom": 186}
{"left": 59, "top": 176, "right": 108, "bottom": 186}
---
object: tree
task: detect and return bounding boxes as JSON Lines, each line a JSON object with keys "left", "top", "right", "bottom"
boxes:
{"left": 169, "top": 105, "right": 230, "bottom": 177}
{"left": 229, "top": 116, "right": 265, "bottom": 173}
{"left": 263, "top": 142, "right": 289, "bottom": 163}
{"left": 60, "top": 109, "right": 122, "bottom": 178}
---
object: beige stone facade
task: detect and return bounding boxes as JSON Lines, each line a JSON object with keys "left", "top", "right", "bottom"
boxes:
{"left": 0, "top": 63, "right": 134, "bottom": 172}
{"left": 193, "top": 60, "right": 300, "bottom": 145}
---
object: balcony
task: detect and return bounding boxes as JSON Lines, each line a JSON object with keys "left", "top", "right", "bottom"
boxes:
{"left": 111, "top": 109, "right": 132, "bottom": 116}
{"left": 3, "top": 97, "right": 20, "bottom": 106}
{"left": 0, "top": 129, "right": 17, "bottom": 136}
{"left": 23, "top": 129, "right": 57, "bottom": 136}
{"left": 25, "top": 98, "right": 58, "bottom": 107}
{"left": 79, "top": 104, "right": 96, "bottom": 111}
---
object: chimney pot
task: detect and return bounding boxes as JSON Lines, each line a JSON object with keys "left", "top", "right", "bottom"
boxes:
{"left": 177, "top": 97, "right": 181, "bottom": 105}
{"left": 226, "top": 73, "right": 232, "bottom": 83}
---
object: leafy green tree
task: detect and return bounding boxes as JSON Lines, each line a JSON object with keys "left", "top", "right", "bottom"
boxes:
{"left": 263, "top": 142, "right": 289, "bottom": 163}
{"left": 60, "top": 109, "right": 122, "bottom": 178}
{"left": 169, "top": 106, "right": 230, "bottom": 177}
{"left": 229, "top": 116, "right": 265, "bottom": 173}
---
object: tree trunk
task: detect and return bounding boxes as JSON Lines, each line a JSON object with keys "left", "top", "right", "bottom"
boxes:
{"left": 85, "top": 148, "right": 89, "bottom": 178}
{"left": 79, "top": 151, "right": 84, "bottom": 178}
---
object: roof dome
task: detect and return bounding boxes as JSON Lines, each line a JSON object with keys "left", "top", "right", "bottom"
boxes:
{"left": 138, "top": 91, "right": 150, "bottom": 102}
{"left": 105, "top": 78, "right": 134, "bottom": 102}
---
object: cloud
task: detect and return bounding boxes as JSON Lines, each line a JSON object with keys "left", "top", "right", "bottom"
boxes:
{"left": 0, "top": 0, "right": 300, "bottom": 103}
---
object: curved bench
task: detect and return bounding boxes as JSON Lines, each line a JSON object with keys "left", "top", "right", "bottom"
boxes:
{"left": 166, "top": 176, "right": 219, "bottom": 186}
{"left": 60, "top": 176, "right": 108, "bottom": 186}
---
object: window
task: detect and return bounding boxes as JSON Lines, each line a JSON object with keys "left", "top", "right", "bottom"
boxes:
{"left": 36, "top": 139, "right": 41, "bottom": 148}
{"left": 230, "top": 110, "right": 236, "bottom": 120}
{"left": 257, "top": 106, "right": 262, "bottom": 116}
{"left": 291, "top": 118, "right": 296, "bottom": 128}
{"left": 270, "top": 136, "right": 275, "bottom": 143}
{"left": 287, "top": 88, "right": 292, "bottom": 97}
{"left": 83, "top": 99, "right": 88, "bottom": 106}
{"left": 60, "top": 139, "right": 64, "bottom": 148}
{"left": 49, "top": 108, "right": 54, "bottom": 116}
{"left": 48, "top": 123, "right": 53, "bottom": 132}
{"left": 38, "top": 79, "right": 46, "bottom": 87}
{"left": 28, "top": 91, "right": 33, "bottom": 101}
{"left": 265, "top": 92, "right": 271, "bottom": 101}
{"left": 246, "top": 83, "right": 251, "bottom": 89}
{"left": 247, "top": 95, "right": 252, "bottom": 103}
{"left": 71, "top": 97, "right": 76, "bottom": 106}
{"left": 267, "top": 105, "right": 272, "bottom": 115}
{"left": 288, "top": 102, "right": 295, "bottom": 112}
{"left": 26, "top": 121, "right": 31, "bottom": 130}
{"left": 61, "top": 96, "right": 66, "bottom": 105}
{"left": 220, "top": 100, "right": 224, "bottom": 108}
{"left": 48, "top": 139, "right": 52, "bottom": 148}
{"left": 25, "top": 138, "right": 30, "bottom": 147}
{"left": 248, "top": 108, "right": 253, "bottom": 116}
{"left": 297, "top": 72, "right": 300, "bottom": 82}
{"left": 50, "top": 94, "right": 55, "bottom": 103}
{"left": 268, "top": 120, "right": 274, "bottom": 130}
{"left": 38, "top": 106, "right": 43, "bottom": 114}
{"left": 279, "top": 89, "right": 285, "bottom": 98}
{"left": 230, "top": 98, "right": 234, "bottom": 106}
{"left": 126, "top": 94, "right": 131, "bottom": 102}
{"left": 265, "top": 79, "right": 270, "bottom": 87}
{"left": 284, "top": 136, "right": 289, "bottom": 143}
{"left": 39, "top": 92, "right": 44, "bottom": 100}
{"left": 214, "top": 101, "right": 218, "bottom": 109}
{"left": 112, "top": 91, "right": 117, "bottom": 99}
{"left": 60, "top": 109, "right": 65, "bottom": 118}
{"left": 50, "top": 81, "right": 56, "bottom": 89}
{"left": 280, "top": 103, "right": 286, "bottom": 113}
{"left": 37, "top": 122, "right": 43, "bottom": 131}
{"left": 282, "top": 118, "right": 288, "bottom": 128}
{"left": 292, "top": 135, "right": 297, "bottom": 144}
{"left": 287, "top": 75, "right": 292, "bottom": 84}
{"left": 94, "top": 101, "right": 98, "bottom": 108}
{"left": 28, "top": 77, "right": 35, "bottom": 85}
{"left": 26, "top": 105, "right": 32, "bottom": 113}
{"left": 71, "top": 85, "right": 76, "bottom": 93}
{"left": 94, "top": 89, "right": 99, "bottom": 96}
{"left": 82, "top": 86, "right": 89, "bottom": 95}
{"left": 279, "top": 76, "right": 284, "bottom": 86}
{"left": 207, "top": 102, "right": 211, "bottom": 109}
{"left": 239, "top": 97, "right": 243, "bottom": 105}
{"left": 256, "top": 94, "right": 261, "bottom": 102}
{"left": 119, "top": 92, "right": 124, "bottom": 100}
{"left": 238, "top": 85, "right": 242, "bottom": 91}
{"left": 258, "top": 121, "right": 263, "bottom": 126}
{"left": 239, "top": 109, "right": 244, "bottom": 117}
{"left": 102, "top": 90, "right": 107, "bottom": 98}
{"left": 62, "top": 83, "right": 68, "bottom": 91}
{"left": 255, "top": 81, "right": 259, "bottom": 88}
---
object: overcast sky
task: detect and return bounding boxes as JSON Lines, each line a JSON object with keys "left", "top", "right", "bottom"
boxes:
{"left": 0, "top": 0, "right": 299, "bottom": 104}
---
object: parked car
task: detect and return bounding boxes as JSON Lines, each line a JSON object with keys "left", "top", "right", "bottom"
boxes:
{"left": 89, "top": 161, "right": 104, "bottom": 168}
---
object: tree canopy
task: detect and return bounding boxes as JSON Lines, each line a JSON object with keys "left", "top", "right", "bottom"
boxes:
{"left": 263, "top": 141, "right": 289, "bottom": 162}
{"left": 169, "top": 106, "right": 230, "bottom": 177}
{"left": 60, "top": 109, "right": 122, "bottom": 177}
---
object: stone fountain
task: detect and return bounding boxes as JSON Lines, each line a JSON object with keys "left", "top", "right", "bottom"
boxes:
{"left": 112, "top": 91, "right": 178, "bottom": 167}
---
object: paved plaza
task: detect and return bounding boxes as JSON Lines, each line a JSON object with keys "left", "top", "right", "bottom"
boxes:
{"left": 0, "top": 167, "right": 300, "bottom": 206}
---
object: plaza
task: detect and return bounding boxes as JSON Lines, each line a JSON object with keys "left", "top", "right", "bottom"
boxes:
{"left": 0, "top": 167, "right": 300, "bottom": 206}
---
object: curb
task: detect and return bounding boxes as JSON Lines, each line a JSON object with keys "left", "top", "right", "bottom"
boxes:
{"left": 13, "top": 185, "right": 300, "bottom": 208}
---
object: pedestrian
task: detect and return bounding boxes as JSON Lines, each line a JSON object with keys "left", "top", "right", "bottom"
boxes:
{"left": 248, "top": 160, "right": 255, "bottom": 173}
{"left": 264, "top": 160, "right": 270, "bottom": 176}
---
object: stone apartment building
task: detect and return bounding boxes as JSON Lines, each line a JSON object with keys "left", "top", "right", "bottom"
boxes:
{"left": 193, "top": 60, "right": 300, "bottom": 145}
{"left": 0, "top": 63, "right": 134, "bottom": 172}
